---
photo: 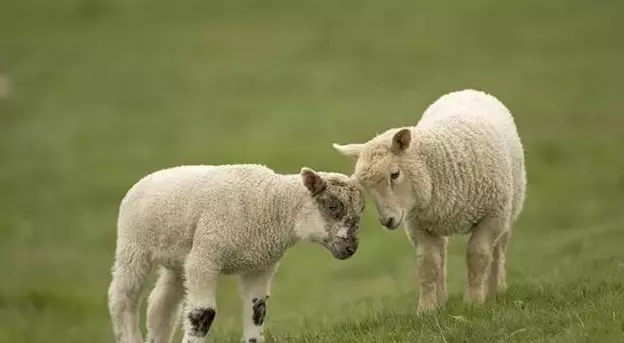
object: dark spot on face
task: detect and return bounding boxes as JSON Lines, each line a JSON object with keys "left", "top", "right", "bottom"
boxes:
{"left": 252, "top": 297, "right": 267, "bottom": 326}
{"left": 316, "top": 194, "right": 346, "bottom": 220}
{"left": 187, "top": 307, "right": 216, "bottom": 337}
{"left": 313, "top": 178, "right": 365, "bottom": 242}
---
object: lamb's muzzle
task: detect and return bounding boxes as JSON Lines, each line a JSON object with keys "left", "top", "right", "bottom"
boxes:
{"left": 329, "top": 235, "right": 359, "bottom": 260}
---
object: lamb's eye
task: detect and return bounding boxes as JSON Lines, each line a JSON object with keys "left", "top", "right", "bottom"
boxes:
{"left": 390, "top": 170, "right": 400, "bottom": 180}
{"left": 328, "top": 200, "right": 344, "bottom": 218}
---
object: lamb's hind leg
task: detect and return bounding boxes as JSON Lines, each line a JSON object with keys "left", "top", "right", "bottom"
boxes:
{"left": 108, "top": 249, "right": 152, "bottom": 343}
{"left": 146, "top": 267, "right": 185, "bottom": 343}
{"left": 465, "top": 214, "right": 508, "bottom": 306}
{"left": 488, "top": 230, "right": 511, "bottom": 297}
{"left": 239, "top": 264, "right": 278, "bottom": 343}
{"left": 437, "top": 236, "right": 449, "bottom": 305}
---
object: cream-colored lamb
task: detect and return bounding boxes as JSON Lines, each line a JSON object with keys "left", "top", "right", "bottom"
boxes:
{"left": 107, "top": 164, "right": 365, "bottom": 343}
{"left": 332, "top": 89, "right": 526, "bottom": 311}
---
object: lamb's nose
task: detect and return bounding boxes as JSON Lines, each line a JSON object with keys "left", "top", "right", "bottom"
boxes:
{"left": 380, "top": 217, "right": 395, "bottom": 229}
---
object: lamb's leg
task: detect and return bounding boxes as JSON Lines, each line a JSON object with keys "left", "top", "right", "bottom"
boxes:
{"left": 408, "top": 229, "right": 446, "bottom": 312}
{"left": 465, "top": 214, "right": 508, "bottom": 305}
{"left": 437, "top": 236, "right": 449, "bottom": 305}
{"left": 488, "top": 230, "right": 511, "bottom": 297}
{"left": 239, "top": 264, "right": 278, "bottom": 343}
{"left": 145, "top": 267, "right": 185, "bottom": 343}
{"left": 182, "top": 255, "right": 219, "bottom": 343}
{"left": 108, "top": 249, "right": 152, "bottom": 343}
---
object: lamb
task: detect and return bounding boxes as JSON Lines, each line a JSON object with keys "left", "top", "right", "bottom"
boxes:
{"left": 107, "top": 164, "right": 366, "bottom": 343}
{"left": 332, "top": 89, "right": 526, "bottom": 311}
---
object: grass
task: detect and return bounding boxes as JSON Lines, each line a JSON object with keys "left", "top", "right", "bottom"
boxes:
{"left": 1, "top": 0, "right": 624, "bottom": 342}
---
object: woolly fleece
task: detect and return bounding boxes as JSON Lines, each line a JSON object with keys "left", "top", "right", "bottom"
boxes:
{"left": 333, "top": 89, "right": 526, "bottom": 311}
{"left": 107, "top": 164, "right": 365, "bottom": 343}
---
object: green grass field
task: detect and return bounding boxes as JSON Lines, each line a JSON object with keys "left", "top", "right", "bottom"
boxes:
{"left": 2, "top": 0, "right": 624, "bottom": 342}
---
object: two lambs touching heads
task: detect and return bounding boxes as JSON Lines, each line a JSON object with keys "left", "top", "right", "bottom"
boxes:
{"left": 333, "top": 89, "right": 527, "bottom": 312}
{"left": 107, "top": 164, "right": 365, "bottom": 343}
{"left": 107, "top": 88, "right": 526, "bottom": 343}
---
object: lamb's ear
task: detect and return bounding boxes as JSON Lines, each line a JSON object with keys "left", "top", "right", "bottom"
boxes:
{"left": 391, "top": 128, "right": 411, "bottom": 154}
{"left": 301, "top": 167, "right": 326, "bottom": 196}
{"left": 332, "top": 143, "right": 364, "bottom": 159}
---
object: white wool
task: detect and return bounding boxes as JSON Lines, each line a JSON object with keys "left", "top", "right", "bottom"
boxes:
{"left": 409, "top": 89, "right": 526, "bottom": 232}
{"left": 107, "top": 164, "right": 364, "bottom": 343}
{"left": 333, "top": 89, "right": 526, "bottom": 311}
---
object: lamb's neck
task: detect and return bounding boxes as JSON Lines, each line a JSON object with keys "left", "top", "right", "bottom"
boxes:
{"left": 272, "top": 174, "right": 320, "bottom": 245}
{"left": 406, "top": 140, "right": 434, "bottom": 218}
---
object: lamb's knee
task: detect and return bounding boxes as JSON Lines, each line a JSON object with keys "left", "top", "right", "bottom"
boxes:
{"left": 108, "top": 291, "right": 129, "bottom": 315}
{"left": 466, "top": 244, "right": 493, "bottom": 275}
{"left": 186, "top": 307, "right": 216, "bottom": 338}
{"left": 417, "top": 250, "right": 440, "bottom": 281}
{"left": 492, "top": 230, "right": 510, "bottom": 259}
{"left": 108, "top": 278, "right": 140, "bottom": 315}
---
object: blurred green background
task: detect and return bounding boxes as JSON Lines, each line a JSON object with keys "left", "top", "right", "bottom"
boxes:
{"left": 1, "top": 0, "right": 624, "bottom": 342}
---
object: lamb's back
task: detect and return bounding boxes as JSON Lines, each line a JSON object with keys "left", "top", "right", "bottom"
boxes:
{"left": 418, "top": 89, "right": 521, "bottom": 154}
{"left": 411, "top": 90, "right": 522, "bottom": 234}
{"left": 116, "top": 164, "right": 279, "bottom": 267}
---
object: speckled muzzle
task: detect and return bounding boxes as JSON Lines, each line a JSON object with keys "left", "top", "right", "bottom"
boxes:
{"left": 330, "top": 236, "right": 359, "bottom": 260}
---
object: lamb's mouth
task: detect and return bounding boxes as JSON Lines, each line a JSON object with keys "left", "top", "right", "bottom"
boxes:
{"left": 387, "top": 211, "right": 405, "bottom": 230}
{"left": 331, "top": 246, "right": 357, "bottom": 260}
{"left": 325, "top": 239, "right": 358, "bottom": 260}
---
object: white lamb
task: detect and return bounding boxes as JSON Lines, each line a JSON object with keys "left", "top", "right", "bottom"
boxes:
{"left": 107, "top": 164, "right": 366, "bottom": 343}
{"left": 332, "top": 89, "right": 526, "bottom": 311}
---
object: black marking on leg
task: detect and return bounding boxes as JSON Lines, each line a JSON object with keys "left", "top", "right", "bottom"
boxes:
{"left": 187, "top": 307, "right": 216, "bottom": 337}
{"left": 252, "top": 297, "right": 267, "bottom": 326}
{"left": 248, "top": 339, "right": 258, "bottom": 343}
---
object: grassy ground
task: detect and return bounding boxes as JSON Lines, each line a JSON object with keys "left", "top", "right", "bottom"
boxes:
{"left": 1, "top": 0, "right": 624, "bottom": 342}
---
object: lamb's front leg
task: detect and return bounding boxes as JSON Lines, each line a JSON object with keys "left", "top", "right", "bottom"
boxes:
{"left": 239, "top": 265, "right": 277, "bottom": 343}
{"left": 408, "top": 228, "right": 446, "bottom": 312}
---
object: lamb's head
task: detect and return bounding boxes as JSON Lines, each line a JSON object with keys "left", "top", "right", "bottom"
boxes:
{"left": 332, "top": 128, "right": 415, "bottom": 231}
{"left": 298, "top": 167, "right": 366, "bottom": 260}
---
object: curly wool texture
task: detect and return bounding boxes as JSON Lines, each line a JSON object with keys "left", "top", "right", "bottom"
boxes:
{"left": 355, "top": 89, "right": 525, "bottom": 235}
{"left": 410, "top": 89, "right": 525, "bottom": 234}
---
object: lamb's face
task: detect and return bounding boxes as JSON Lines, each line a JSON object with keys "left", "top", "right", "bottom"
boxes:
{"left": 332, "top": 128, "right": 414, "bottom": 231}
{"left": 300, "top": 168, "right": 366, "bottom": 260}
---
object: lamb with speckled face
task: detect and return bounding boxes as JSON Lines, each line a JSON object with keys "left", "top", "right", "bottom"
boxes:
{"left": 332, "top": 89, "right": 526, "bottom": 312}
{"left": 107, "top": 164, "right": 365, "bottom": 343}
